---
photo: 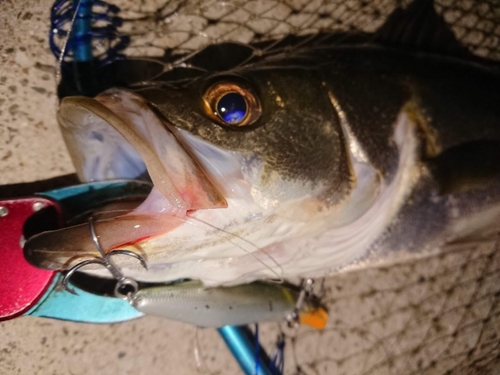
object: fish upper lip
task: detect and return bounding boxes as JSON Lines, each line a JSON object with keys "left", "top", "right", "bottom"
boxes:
{"left": 95, "top": 89, "right": 228, "bottom": 213}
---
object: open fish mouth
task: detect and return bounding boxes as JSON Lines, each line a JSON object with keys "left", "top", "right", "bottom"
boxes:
{"left": 22, "top": 87, "right": 256, "bottom": 276}
{"left": 59, "top": 90, "right": 228, "bottom": 212}
{"left": 25, "top": 89, "right": 238, "bottom": 275}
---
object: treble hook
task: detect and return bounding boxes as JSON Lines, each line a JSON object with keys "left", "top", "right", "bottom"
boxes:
{"left": 62, "top": 217, "right": 148, "bottom": 299}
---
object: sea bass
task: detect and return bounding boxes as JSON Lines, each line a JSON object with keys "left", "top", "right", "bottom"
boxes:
{"left": 25, "top": 0, "right": 500, "bottom": 287}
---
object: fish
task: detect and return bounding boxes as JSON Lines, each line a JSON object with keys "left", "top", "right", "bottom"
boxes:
{"left": 24, "top": 0, "right": 500, "bottom": 291}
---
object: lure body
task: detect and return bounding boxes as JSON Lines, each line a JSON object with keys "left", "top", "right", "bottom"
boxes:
{"left": 131, "top": 281, "right": 327, "bottom": 329}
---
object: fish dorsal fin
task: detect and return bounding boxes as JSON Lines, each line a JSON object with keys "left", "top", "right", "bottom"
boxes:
{"left": 374, "top": 0, "right": 471, "bottom": 57}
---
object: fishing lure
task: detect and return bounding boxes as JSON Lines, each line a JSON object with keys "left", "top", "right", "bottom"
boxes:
{"left": 59, "top": 216, "right": 328, "bottom": 329}
{"left": 59, "top": 213, "right": 327, "bottom": 375}
{"left": 0, "top": 180, "right": 151, "bottom": 323}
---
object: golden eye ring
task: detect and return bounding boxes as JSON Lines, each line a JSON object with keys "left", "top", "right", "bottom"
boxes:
{"left": 202, "top": 81, "right": 262, "bottom": 127}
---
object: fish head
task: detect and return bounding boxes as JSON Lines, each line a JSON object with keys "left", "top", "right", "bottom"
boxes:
{"left": 24, "top": 62, "right": 418, "bottom": 286}
{"left": 141, "top": 69, "right": 353, "bottom": 207}
{"left": 60, "top": 67, "right": 355, "bottom": 209}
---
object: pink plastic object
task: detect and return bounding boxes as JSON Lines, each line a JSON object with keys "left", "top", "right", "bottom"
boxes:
{"left": 0, "top": 197, "right": 61, "bottom": 320}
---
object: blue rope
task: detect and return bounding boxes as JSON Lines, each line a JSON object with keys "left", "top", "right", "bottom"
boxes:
{"left": 269, "top": 334, "right": 285, "bottom": 374}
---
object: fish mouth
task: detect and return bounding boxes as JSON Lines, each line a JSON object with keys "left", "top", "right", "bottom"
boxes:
{"left": 60, "top": 89, "right": 228, "bottom": 212}
{"left": 25, "top": 89, "right": 243, "bottom": 271}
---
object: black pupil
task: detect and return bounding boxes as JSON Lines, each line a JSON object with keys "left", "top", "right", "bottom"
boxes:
{"left": 217, "top": 92, "right": 247, "bottom": 124}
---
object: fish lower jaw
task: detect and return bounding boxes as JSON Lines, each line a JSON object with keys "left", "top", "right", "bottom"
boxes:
{"left": 132, "top": 186, "right": 187, "bottom": 217}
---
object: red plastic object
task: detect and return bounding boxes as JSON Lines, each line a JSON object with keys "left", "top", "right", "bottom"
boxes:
{"left": 0, "top": 197, "right": 61, "bottom": 320}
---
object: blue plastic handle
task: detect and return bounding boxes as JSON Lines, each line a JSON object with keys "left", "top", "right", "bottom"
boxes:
{"left": 218, "top": 326, "right": 276, "bottom": 375}
{"left": 27, "top": 274, "right": 143, "bottom": 323}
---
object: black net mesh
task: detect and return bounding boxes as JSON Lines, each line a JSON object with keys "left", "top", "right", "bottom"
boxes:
{"left": 435, "top": 0, "right": 500, "bottom": 60}
{"left": 108, "top": 0, "right": 500, "bottom": 62}
{"left": 193, "top": 235, "right": 500, "bottom": 375}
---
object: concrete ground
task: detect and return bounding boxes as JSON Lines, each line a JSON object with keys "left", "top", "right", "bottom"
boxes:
{"left": 1, "top": 1, "right": 499, "bottom": 374}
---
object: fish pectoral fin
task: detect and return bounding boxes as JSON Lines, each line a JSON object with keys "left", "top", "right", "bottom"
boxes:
{"left": 427, "top": 140, "right": 500, "bottom": 195}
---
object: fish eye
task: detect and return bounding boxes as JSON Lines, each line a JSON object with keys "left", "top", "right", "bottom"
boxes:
{"left": 217, "top": 93, "right": 246, "bottom": 123}
{"left": 202, "top": 81, "right": 261, "bottom": 127}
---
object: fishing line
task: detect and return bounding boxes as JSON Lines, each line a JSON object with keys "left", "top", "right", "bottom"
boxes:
{"left": 268, "top": 327, "right": 286, "bottom": 375}
{"left": 70, "top": 208, "right": 135, "bottom": 225}
{"left": 55, "top": 0, "right": 83, "bottom": 86}
{"left": 91, "top": 208, "right": 135, "bottom": 216}
{"left": 193, "top": 327, "right": 218, "bottom": 375}
{"left": 182, "top": 215, "right": 284, "bottom": 282}
{"left": 193, "top": 327, "right": 206, "bottom": 373}
{"left": 81, "top": 206, "right": 284, "bottom": 281}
